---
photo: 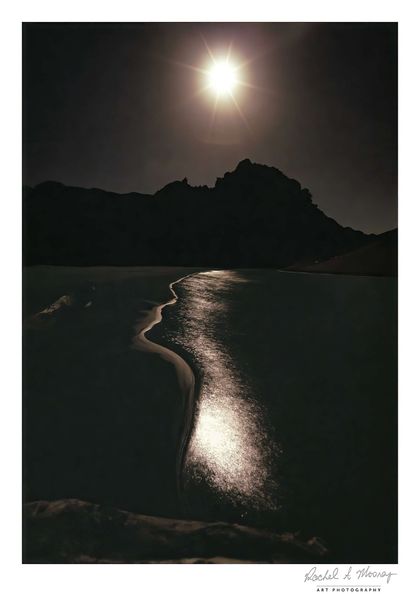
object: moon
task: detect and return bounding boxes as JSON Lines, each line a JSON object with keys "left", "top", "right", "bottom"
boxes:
{"left": 207, "top": 60, "right": 238, "bottom": 97}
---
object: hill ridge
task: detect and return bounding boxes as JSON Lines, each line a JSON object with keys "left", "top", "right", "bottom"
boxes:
{"left": 24, "top": 160, "right": 373, "bottom": 267}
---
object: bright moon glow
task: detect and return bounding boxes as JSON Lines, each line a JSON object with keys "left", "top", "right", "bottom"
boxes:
{"left": 207, "top": 61, "right": 238, "bottom": 96}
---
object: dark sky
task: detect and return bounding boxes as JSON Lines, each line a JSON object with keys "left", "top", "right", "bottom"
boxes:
{"left": 23, "top": 22, "right": 397, "bottom": 233}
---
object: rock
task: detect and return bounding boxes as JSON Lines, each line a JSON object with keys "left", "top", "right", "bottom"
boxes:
{"left": 23, "top": 499, "right": 329, "bottom": 564}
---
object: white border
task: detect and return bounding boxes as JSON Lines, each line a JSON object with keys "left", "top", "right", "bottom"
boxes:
{"left": 1, "top": 2, "right": 419, "bottom": 593}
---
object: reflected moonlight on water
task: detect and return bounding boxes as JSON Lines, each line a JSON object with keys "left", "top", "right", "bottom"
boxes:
{"left": 163, "top": 271, "right": 280, "bottom": 510}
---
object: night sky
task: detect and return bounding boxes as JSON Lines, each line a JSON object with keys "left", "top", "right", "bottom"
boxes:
{"left": 23, "top": 22, "right": 397, "bottom": 233}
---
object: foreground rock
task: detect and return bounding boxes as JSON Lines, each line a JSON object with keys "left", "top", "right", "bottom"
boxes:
{"left": 23, "top": 499, "right": 328, "bottom": 564}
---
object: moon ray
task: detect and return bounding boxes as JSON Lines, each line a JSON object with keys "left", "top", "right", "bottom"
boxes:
{"left": 201, "top": 34, "right": 217, "bottom": 64}
{"left": 166, "top": 40, "right": 254, "bottom": 135}
{"left": 208, "top": 94, "right": 220, "bottom": 136}
{"left": 226, "top": 41, "right": 233, "bottom": 62}
{"left": 229, "top": 91, "right": 252, "bottom": 133}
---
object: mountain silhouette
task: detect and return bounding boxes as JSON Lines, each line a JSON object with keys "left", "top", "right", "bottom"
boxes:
{"left": 24, "top": 159, "right": 374, "bottom": 268}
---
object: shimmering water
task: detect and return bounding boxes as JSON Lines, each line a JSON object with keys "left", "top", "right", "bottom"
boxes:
{"left": 148, "top": 269, "right": 397, "bottom": 559}
{"left": 174, "top": 271, "right": 279, "bottom": 510}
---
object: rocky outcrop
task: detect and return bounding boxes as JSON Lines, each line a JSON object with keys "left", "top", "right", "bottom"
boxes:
{"left": 23, "top": 499, "right": 328, "bottom": 564}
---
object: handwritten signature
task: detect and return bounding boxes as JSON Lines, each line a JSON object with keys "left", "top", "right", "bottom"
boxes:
{"left": 304, "top": 566, "right": 397, "bottom": 585}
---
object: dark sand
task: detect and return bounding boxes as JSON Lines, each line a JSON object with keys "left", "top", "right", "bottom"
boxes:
{"left": 23, "top": 266, "right": 200, "bottom": 518}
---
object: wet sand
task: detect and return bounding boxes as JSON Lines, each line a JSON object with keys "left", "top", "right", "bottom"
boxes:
{"left": 133, "top": 273, "right": 198, "bottom": 497}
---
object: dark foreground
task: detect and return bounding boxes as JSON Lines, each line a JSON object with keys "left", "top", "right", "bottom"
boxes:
{"left": 23, "top": 266, "right": 195, "bottom": 519}
{"left": 23, "top": 266, "right": 397, "bottom": 563}
{"left": 23, "top": 499, "right": 327, "bottom": 564}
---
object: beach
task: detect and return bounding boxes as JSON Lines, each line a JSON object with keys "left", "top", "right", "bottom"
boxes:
{"left": 23, "top": 266, "right": 397, "bottom": 563}
{"left": 23, "top": 266, "right": 199, "bottom": 519}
